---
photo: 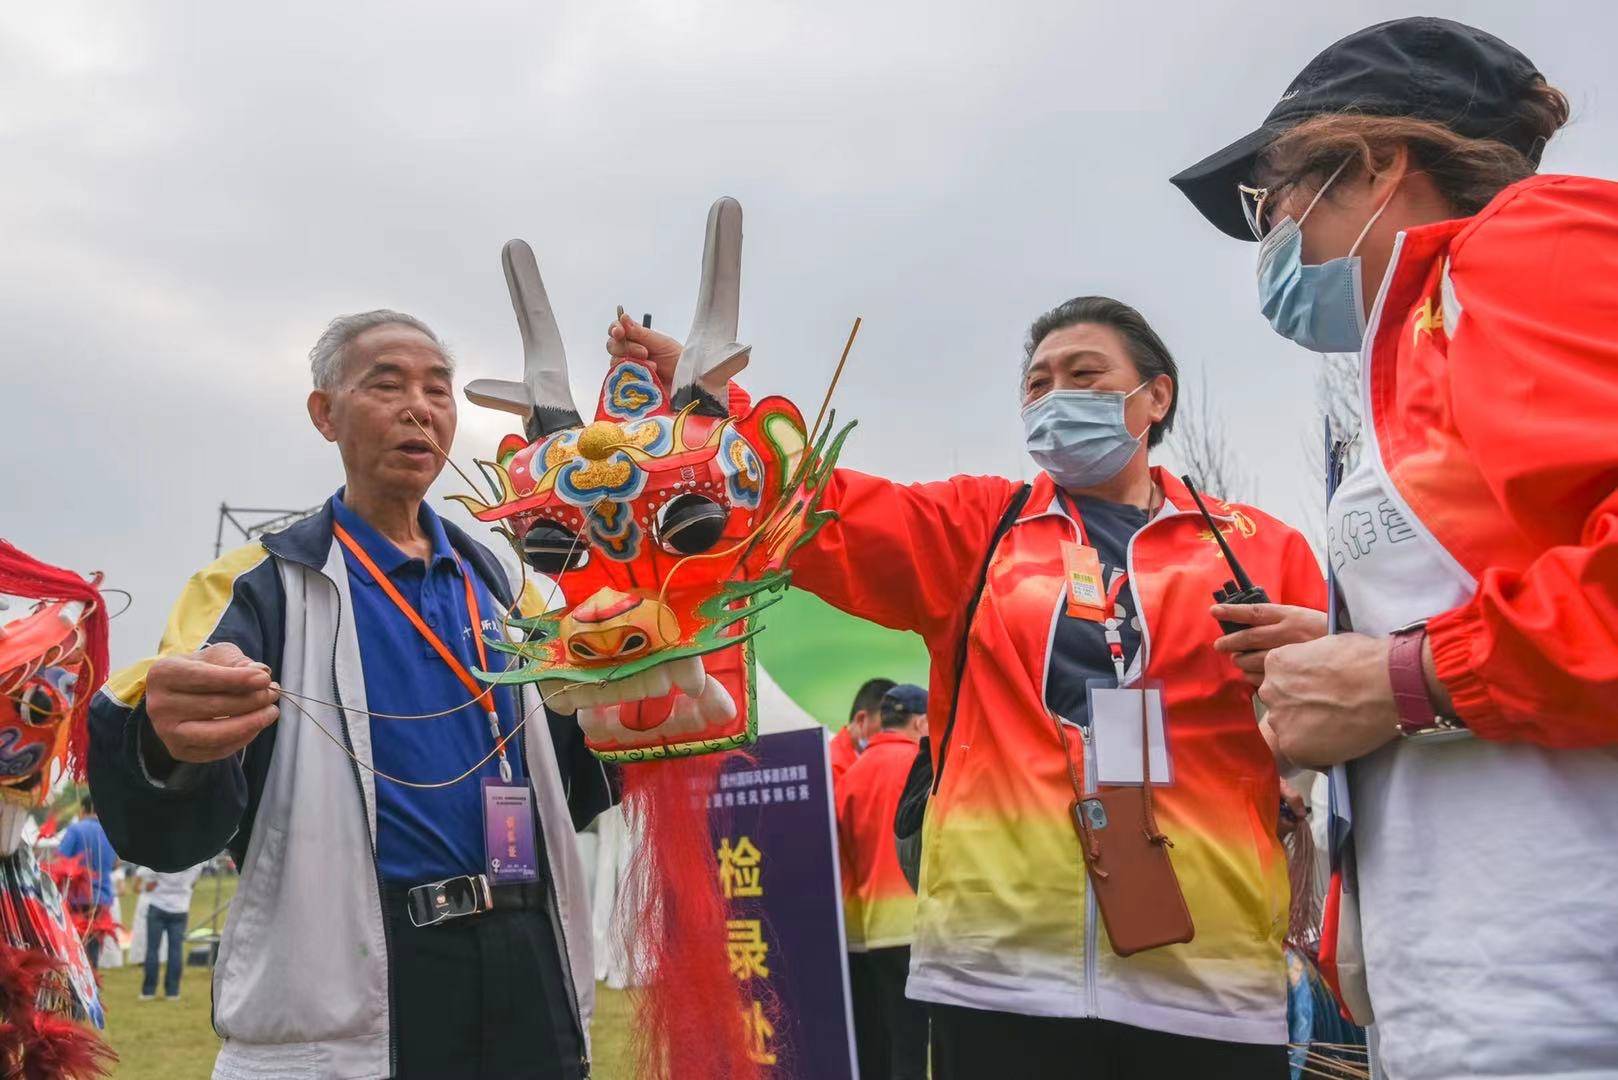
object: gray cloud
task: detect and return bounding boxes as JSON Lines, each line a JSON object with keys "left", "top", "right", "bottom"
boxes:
{"left": 2, "top": 0, "right": 1613, "bottom": 667}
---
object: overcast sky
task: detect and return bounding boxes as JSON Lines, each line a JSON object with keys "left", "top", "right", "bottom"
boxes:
{"left": 3, "top": 1, "right": 1613, "bottom": 668}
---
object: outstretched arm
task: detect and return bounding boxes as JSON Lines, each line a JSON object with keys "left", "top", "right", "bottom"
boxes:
{"left": 604, "top": 312, "right": 1020, "bottom": 640}
{"left": 89, "top": 545, "right": 283, "bottom": 871}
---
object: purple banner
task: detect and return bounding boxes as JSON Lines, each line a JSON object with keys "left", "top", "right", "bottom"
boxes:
{"left": 710, "top": 727, "right": 858, "bottom": 1079}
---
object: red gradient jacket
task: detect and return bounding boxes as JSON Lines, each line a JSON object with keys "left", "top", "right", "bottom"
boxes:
{"left": 791, "top": 467, "right": 1325, "bottom": 1040}
{"left": 836, "top": 730, "right": 922, "bottom": 951}
{"left": 1364, "top": 175, "right": 1618, "bottom": 744}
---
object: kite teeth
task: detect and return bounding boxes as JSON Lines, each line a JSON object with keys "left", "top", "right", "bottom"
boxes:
{"left": 640, "top": 664, "right": 673, "bottom": 699}
{"left": 578, "top": 705, "right": 619, "bottom": 741}
{"left": 540, "top": 679, "right": 577, "bottom": 716}
{"left": 695, "top": 674, "right": 736, "bottom": 724}
{"left": 667, "top": 656, "right": 706, "bottom": 697}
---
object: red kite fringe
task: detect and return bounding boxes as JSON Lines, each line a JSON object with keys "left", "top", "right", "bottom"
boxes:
{"left": 619, "top": 756, "right": 763, "bottom": 1080}
{"left": 0, "top": 943, "right": 114, "bottom": 1079}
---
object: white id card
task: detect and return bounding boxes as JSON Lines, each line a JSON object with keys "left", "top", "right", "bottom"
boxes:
{"left": 1088, "top": 686, "right": 1170, "bottom": 786}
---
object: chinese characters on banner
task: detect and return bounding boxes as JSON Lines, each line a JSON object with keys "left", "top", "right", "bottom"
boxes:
{"left": 711, "top": 728, "right": 858, "bottom": 1078}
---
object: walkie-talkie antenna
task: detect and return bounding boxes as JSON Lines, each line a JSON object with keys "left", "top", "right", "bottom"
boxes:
{"left": 1182, "top": 475, "right": 1254, "bottom": 590}
{"left": 1181, "top": 475, "right": 1270, "bottom": 636}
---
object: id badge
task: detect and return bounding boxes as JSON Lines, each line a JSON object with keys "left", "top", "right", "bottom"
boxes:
{"left": 482, "top": 778, "right": 540, "bottom": 883}
{"left": 1086, "top": 683, "right": 1171, "bottom": 787}
{"left": 1060, "top": 542, "right": 1107, "bottom": 622}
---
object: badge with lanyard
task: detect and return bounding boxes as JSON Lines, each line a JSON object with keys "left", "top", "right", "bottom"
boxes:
{"left": 1054, "top": 493, "right": 1173, "bottom": 788}
{"left": 334, "top": 524, "right": 540, "bottom": 884}
{"left": 1085, "top": 569, "right": 1171, "bottom": 786}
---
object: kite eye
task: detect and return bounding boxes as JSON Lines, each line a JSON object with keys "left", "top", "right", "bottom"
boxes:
{"left": 521, "top": 522, "right": 588, "bottom": 575}
{"left": 19, "top": 683, "right": 65, "bottom": 727}
{"left": 654, "top": 494, "right": 727, "bottom": 556}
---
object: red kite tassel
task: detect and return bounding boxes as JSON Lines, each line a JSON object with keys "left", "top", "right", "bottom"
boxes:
{"left": 619, "top": 756, "right": 763, "bottom": 1080}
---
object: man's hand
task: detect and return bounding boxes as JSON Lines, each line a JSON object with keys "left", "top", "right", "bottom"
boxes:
{"left": 606, "top": 311, "right": 684, "bottom": 387}
{"left": 1211, "top": 603, "right": 1328, "bottom": 686}
{"left": 145, "top": 643, "right": 279, "bottom": 763}
{"left": 1258, "top": 633, "right": 1398, "bottom": 769}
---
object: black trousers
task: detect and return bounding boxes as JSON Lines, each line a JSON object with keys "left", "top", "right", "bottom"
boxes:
{"left": 849, "top": 947, "right": 929, "bottom": 1080}
{"left": 930, "top": 1004, "right": 1289, "bottom": 1080}
{"left": 386, "top": 886, "right": 585, "bottom": 1080}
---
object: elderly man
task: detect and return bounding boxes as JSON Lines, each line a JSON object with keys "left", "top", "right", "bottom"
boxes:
{"left": 89, "top": 311, "right": 609, "bottom": 1080}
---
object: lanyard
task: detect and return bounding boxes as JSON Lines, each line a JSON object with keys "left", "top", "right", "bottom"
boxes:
{"left": 1056, "top": 492, "right": 1135, "bottom": 683}
{"left": 333, "top": 523, "right": 513, "bottom": 782}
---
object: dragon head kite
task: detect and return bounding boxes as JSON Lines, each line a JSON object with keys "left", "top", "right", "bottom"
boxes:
{"left": 453, "top": 197, "right": 850, "bottom": 763}
{"left": 0, "top": 543, "right": 106, "bottom": 810}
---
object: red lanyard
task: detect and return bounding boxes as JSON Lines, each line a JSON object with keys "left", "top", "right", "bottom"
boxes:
{"left": 333, "top": 523, "right": 511, "bottom": 780}
{"left": 1056, "top": 492, "right": 1133, "bottom": 679}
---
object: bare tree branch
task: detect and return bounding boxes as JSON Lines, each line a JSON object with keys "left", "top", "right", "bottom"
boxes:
{"left": 1166, "top": 367, "right": 1248, "bottom": 502}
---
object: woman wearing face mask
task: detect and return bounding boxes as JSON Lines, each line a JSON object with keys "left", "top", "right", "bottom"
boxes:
{"left": 1173, "top": 16, "right": 1618, "bottom": 1079}
{"left": 606, "top": 296, "right": 1326, "bottom": 1077}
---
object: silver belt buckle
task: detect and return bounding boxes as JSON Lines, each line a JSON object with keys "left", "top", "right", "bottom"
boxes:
{"left": 407, "top": 874, "right": 492, "bottom": 928}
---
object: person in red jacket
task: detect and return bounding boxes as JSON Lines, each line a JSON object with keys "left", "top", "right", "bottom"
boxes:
{"left": 607, "top": 294, "right": 1327, "bottom": 1078}
{"left": 1172, "top": 17, "right": 1618, "bottom": 1078}
{"left": 837, "top": 684, "right": 930, "bottom": 1080}
{"left": 830, "top": 677, "right": 896, "bottom": 789}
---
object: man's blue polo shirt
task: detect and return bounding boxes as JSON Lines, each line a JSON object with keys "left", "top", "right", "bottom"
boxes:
{"left": 331, "top": 493, "right": 528, "bottom": 884}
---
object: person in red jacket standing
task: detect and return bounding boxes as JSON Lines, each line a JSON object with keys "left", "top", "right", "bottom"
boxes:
{"left": 837, "top": 684, "right": 930, "bottom": 1080}
{"left": 607, "top": 294, "right": 1327, "bottom": 1078}
{"left": 1173, "top": 17, "right": 1618, "bottom": 1078}
{"left": 830, "top": 677, "right": 896, "bottom": 789}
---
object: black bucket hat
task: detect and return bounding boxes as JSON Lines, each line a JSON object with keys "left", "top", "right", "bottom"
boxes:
{"left": 1170, "top": 17, "right": 1545, "bottom": 240}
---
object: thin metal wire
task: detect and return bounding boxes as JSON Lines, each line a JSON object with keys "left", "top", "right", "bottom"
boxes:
{"left": 278, "top": 680, "right": 566, "bottom": 790}
{"left": 283, "top": 415, "right": 594, "bottom": 725}
{"left": 101, "top": 588, "right": 134, "bottom": 620}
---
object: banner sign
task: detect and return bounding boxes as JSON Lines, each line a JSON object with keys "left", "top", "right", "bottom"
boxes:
{"left": 710, "top": 726, "right": 858, "bottom": 1078}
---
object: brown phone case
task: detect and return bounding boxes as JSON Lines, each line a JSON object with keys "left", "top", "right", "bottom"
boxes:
{"left": 1071, "top": 788, "right": 1195, "bottom": 957}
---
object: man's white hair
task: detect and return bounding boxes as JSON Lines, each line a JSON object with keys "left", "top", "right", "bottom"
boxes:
{"left": 309, "top": 309, "right": 453, "bottom": 390}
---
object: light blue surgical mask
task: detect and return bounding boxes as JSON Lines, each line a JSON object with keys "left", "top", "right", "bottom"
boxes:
{"left": 1256, "top": 160, "right": 1395, "bottom": 354}
{"left": 1021, "top": 383, "right": 1149, "bottom": 491}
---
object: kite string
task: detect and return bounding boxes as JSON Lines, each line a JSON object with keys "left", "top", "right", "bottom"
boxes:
{"left": 287, "top": 412, "right": 595, "bottom": 724}
{"left": 276, "top": 679, "right": 601, "bottom": 790}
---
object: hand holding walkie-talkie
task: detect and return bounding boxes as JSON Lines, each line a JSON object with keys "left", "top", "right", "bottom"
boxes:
{"left": 1180, "top": 476, "right": 1271, "bottom": 634}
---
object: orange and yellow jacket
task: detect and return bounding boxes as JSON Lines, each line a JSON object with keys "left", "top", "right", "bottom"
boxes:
{"left": 792, "top": 467, "right": 1325, "bottom": 1042}
{"left": 836, "top": 730, "right": 923, "bottom": 952}
{"left": 1365, "top": 174, "right": 1618, "bottom": 741}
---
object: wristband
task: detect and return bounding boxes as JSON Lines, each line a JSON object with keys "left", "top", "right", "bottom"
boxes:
{"left": 1388, "top": 626, "right": 1466, "bottom": 739}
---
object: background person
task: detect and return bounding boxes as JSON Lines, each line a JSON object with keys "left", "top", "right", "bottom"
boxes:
{"left": 1172, "top": 16, "right": 1618, "bottom": 1078}
{"left": 137, "top": 862, "right": 203, "bottom": 1001}
{"left": 830, "top": 676, "right": 895, "bottom": 787}
{"left": 836, "top": 684, "right": 931, "bottom": 1080}
{"left": 89, "top": 311, "right": 612, "bottom": 1079}
{"left": 56, "top": 795, "right": 118, "bottom": 969}
{"left": 607, "top": 295, "right": 1327, "bottom": 1078}
{"left": 834, "top": 675, "right": 896, "bottom": 1076}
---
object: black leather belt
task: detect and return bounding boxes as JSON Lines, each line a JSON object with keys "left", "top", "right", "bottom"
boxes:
{"left": 401, "top": 874, "right": 546, "bottom": 928}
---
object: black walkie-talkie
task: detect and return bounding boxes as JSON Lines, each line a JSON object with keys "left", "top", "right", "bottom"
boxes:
{"left": 1181, "top": 475, "right": 1270, "bottom": 635}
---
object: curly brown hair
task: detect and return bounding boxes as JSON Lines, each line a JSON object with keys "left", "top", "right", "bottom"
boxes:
{"left": 1257, "top": 76, "right": 1571, "bottom": 217}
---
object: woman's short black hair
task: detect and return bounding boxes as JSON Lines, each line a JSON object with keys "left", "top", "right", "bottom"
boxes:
{"left": 1023, "top": 296, "right": 1179, "bottom": 448}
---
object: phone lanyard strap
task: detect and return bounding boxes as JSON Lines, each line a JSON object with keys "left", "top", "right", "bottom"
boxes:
{"left": 333, "top": 523, "right": 512, "bottom": 782}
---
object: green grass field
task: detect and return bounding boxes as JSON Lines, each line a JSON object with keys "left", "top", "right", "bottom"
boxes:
{"left": 97, "top": 875, "right": 635, "bottom": 1078}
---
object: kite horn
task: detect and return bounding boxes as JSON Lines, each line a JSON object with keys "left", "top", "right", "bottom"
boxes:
{"left": 671, "top": 196, "right": 750, "bottom": 416}
{"left": 464, "top": 239, "right": 584, "bottom": 441}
